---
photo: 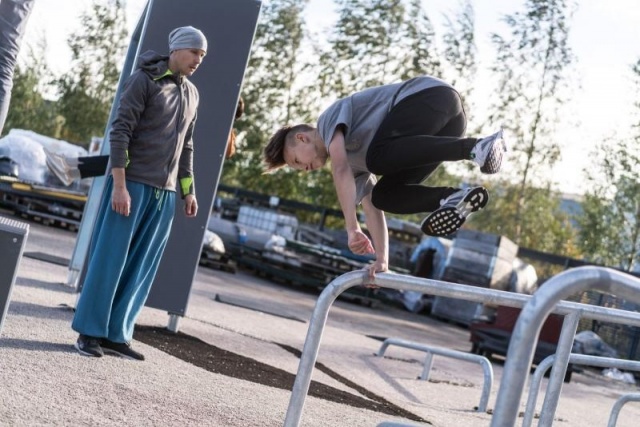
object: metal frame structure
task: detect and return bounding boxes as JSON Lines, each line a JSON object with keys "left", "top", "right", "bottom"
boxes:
{"left": 523, "top": 354, "right": 640, "bottom": 427}
{"left": 375, "top": 337, "right": 493, "bottom": 412}
{"left": 608, "top": 393, "right": 640, "bottom": 427}
{"left": 283, "top": 266, "right": 640, "bottom": 427}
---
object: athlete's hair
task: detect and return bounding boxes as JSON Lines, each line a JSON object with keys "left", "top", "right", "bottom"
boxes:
{"left": 263, "top": 124, "right": 314, "bottom": 172}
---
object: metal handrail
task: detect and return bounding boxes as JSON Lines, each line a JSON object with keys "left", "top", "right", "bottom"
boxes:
{"left": 523, "top": 354, "right": 640, "bottom": 427}
{"left": 491, "top": 267, "right": 640, "bottom": 427}
{"left": 284, "top": 267, "right": 640, "bottom": 427}
{"left": 375, "top": 337, "right": 493, "bottom": 412}
{"left": 608, "top": 393, "right": 640, "bottom": 427}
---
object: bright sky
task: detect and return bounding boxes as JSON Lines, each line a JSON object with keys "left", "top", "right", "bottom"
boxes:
{"left": 18, "top": 0, "right": 640, "bottom": 195}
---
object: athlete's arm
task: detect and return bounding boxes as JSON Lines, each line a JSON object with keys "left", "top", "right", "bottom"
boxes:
{"left": 328, "top": 128, "right": 374, "bottom": 256}
{"left": 361, "top": 193, "right": 389, "bottom": 279}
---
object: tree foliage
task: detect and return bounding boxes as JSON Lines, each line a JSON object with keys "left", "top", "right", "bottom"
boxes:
{"left": 3, "top": 40, "right": 59, "bottom": 137}
{"left": 220, "top": 0, "right": 338, "bottom": 212}
{"left": 55, "top": 0, "right": 127, "bottom": 146}
{"left": 575, "top": 58, "right": 640, "bottom": 271}
{"left": 478, "top": 0, "right": 577, "bottom": 248}
{"left": 12, "top": 0, "right": 640, "bottom": 269}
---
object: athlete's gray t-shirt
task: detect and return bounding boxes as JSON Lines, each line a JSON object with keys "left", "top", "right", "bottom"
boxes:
{"left": 317, "top": 76, "right": 451, "bottom": 204}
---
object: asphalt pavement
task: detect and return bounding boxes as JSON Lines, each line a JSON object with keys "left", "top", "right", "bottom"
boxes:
{"left": 1, "top": 215, "right": 640, "bottom": 426}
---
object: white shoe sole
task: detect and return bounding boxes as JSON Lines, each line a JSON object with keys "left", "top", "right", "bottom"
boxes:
{"left": 421, "top": 187, "right": 488, "bottom": 236}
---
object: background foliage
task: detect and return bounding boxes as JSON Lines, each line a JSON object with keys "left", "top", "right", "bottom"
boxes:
{"left": 5, "top": 0, "right": 640, "bottom": 271}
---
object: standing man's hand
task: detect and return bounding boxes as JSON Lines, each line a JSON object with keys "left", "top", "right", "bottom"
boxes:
{"left": 184, "top": 194, "right": 198, "bottom": 217}
{"left": 111, "top": 168, "right": 131, "bottom": 216}
{"left": 112, "top": 186, "right": 131, "bottom": 216}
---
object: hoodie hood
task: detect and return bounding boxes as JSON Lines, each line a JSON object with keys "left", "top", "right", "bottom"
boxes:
{"left": 137, "top": 50, "right": 171, "bottom": 78}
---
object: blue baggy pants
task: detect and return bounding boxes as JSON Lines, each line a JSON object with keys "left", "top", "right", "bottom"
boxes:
{"left": 72, "top": 177, "right": 176, "bottom": 343}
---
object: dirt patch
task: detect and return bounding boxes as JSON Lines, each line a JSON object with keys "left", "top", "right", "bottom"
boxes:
{"left": 134, "top": 325, "right": 429, "bottom": 423}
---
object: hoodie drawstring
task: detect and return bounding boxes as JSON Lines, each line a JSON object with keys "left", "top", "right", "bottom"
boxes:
{"left": 155, "top": 188, "right": 165, "bottom": 211}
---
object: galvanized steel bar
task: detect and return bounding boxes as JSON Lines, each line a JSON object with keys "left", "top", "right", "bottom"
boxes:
{"left": 421, "top": 353, "right": 434, "bottom": 381}
{"left": 524, "top": 355, "right": 640, "bottom": 427}
{"left": 375, "top": 337, "right": 493, "bottom": 412}
{"left": 285, "top": 267, "right": 640, "bottom": 427}
{"left": 538, "top": 311, "right": 581, "bottom": 426}
{"left": 491, "top": 267, "right": 640, "bottom": 427}
{"left": 608, "top": 393, "right": 640, "bottom": 427}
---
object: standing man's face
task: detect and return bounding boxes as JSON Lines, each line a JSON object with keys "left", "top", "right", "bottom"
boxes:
{"left": 171, "top": 48, "right": 206, "bottom": 77}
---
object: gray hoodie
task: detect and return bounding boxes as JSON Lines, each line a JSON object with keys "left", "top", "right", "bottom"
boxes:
{"left": 109, "top": 50, "right": 199, "bottom": 196}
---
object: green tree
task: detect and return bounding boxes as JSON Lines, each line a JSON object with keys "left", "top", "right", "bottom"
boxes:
{"left": 318, "top": 0, "right": 408, "bottom": 97}
{"left": 440, "top": 0, "right": 477, "bottom": 124}
{"left": 3, "top": 40, "right": 59, "bottom": 137}
{"left": 576, "top": 59, "right": 640, "bottom": 270}
{"left": 481, "top": 0, "right": 577, "bottom": 248}
{"left": 221, "top": 0, "right": 333, "bottom": 209}
{"left": 441, "top": 0, "right": 476, "bottom": 89}
{"left": 397, "top": 0, "right": 442, "bottom": 81}
{"left": 55, "top": 0, "right": 127, "bottom": 146}
{"left": 474, "top": 179, "right": 578, "bottom": 256}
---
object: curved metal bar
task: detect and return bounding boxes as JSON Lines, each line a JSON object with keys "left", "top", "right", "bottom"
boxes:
{"left": 376, "top": 337, "right": 493, "bottom": 412}
{"left": 524, "top": 355, "right": 640, "bottom": 427}
{"left": 284, "top": 267, "right": 640, "bottom": 427}
{"left": 491, "top": 266, "right": 640, "bottom": 427}
{"left": 608, "top": 393, "right": 640, "bottom": 427}
{"left": 284, "top": 271, "right": 364, "bottom": 427}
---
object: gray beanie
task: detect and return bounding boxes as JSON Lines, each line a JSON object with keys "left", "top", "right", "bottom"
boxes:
{"left": 168, "top": 26, "right": 208, "bottom": 53}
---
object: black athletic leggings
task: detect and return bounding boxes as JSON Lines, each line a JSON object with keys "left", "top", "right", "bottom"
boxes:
{"left": 365, "top": 86, "right": 478, "bottom": 214}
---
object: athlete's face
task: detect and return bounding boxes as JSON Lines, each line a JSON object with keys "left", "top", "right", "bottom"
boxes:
{"left": 284, "top": 132, "right": 327, "bottom": 172}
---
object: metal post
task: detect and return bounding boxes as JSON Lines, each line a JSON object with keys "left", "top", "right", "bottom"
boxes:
{"left": 284, "top": 272, "right": 360, "bottom": 427}
{"left": 538, "top": 311, "right": 581, "bottom": 426}
{"left": 421, "top": 353, "right": 434, "bottom": 381}
{"left": 167, "top": 314, "right": 181, "bottom": 333}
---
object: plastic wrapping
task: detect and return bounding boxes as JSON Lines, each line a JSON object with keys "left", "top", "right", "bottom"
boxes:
{"left": 0, "top": 129, "right": 88, "bottom": 187}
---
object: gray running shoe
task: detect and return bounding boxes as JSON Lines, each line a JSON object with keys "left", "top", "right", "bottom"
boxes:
{"left": 471, "top": 129, "right": 507, "bottom": 174}
{"left": 421, "top": 186, "right": 489, "bottom": 236}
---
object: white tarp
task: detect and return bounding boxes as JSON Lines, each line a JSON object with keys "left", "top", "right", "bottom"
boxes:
{"left": 0, "top": 129, "right": 88, "bottom": 187}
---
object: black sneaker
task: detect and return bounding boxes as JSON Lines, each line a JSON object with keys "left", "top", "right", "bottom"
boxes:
{"left": 421, "top": 186, "right": 489, "bottom": 236}
{"left": 101, "top": 339, "right": 145, "bottom": 361}
{"left": 74, "top": 334, "right": 104, "bottom": 357}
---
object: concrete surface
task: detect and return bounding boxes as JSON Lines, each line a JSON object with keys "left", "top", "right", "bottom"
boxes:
{"left": 1, "top": 216, "right": 640, "bottom": 426}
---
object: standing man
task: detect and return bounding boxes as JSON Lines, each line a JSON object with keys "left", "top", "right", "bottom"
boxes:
{"left": 72, "top": 26, "right": 208, "bottom": 360}
{"left": 263, "top": 75, "right": 506, "bottom": 280}
{"left": 0, "top": 0, "right": 36, "bottom": 135}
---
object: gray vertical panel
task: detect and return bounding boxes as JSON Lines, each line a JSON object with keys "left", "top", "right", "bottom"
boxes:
{"left": 0, "top": 216, "right": 29, "bottom": 335}
{"left": 143, "top": 0, "right": 261, "bottom": 314}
